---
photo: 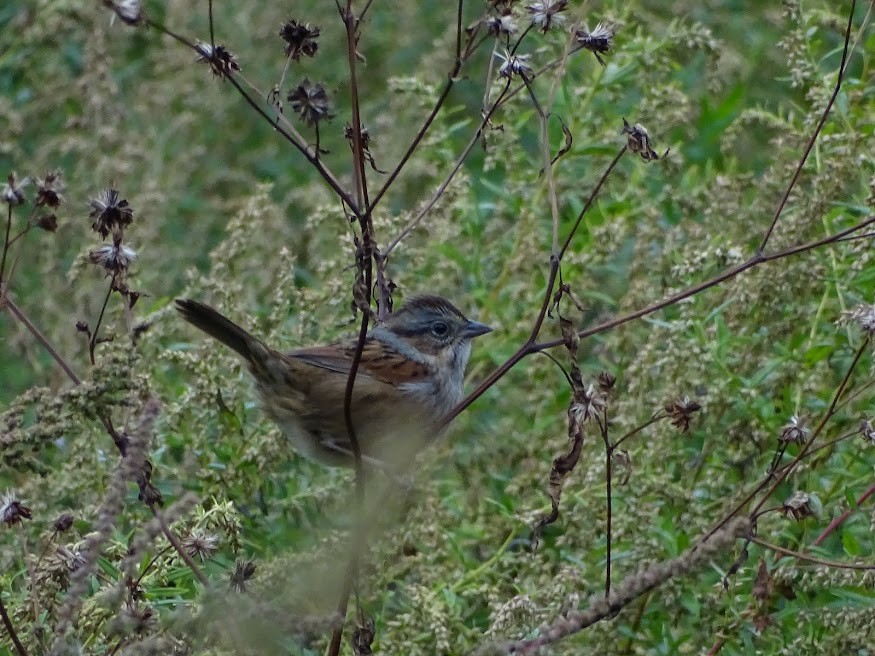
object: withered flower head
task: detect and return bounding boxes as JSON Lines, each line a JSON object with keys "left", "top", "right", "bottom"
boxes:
{"left": 571, "top": 384, "right": 606, "bottom": 425}
{"left": 182, "top": 528, "right": 220, "bottom": 561}
{"left": 103, "top": 0, "right": 143, "bottom": 26}
{"left": 229, "top": 559, "right": 257, "bottom": 592}
{"left": 120, "top": 603, "right": 157, "bottom": 634}
{"left": 287, "top": 79, "right": 334, "bottom": 126}
{"left": 1, "top": 491, "right": 32, "bottom": 526}
{"left": 195, "top": 42, "right": 241, "bottom": 78}
{"left": 279, "top": 20, "right": 320, "bottom": 60}
{"left": 345, "top": 123, "right": 372, "bottom": 149}
{"left": 89, "top": 243, "right": 137, "bottom": 273}
{"left": 35, "top": 170, "right": 64, "bottom": 208}
{"left": 860, "top": 419, "right": 875, "bottom": 446}
{"left": 597, "top": 371, "right": 616, "bottom": 392}
{"left": 527, "top": 0, "right": 568, "bottom": 32}
{"left": 665, "top": 396, "right": 701, "bottom": 432}
{"left": 36, "top": 213, "right": 59, "bottom": 232}
{"left": 2, "top": 173, "right": 28, "bottom": 206}
{"left": 486, "top": 14, "right": 518, "bottom": 37}
{"left": 54, "top": 511, "right": 74, "bottom": 532}
{"left": 575, "top": 22, "right": 617, "bottom": 65}
{"left": 778, "top": 415, "right": 809, "bottom": 444}
{"left": 90, "top": 189, "right": 133, "bottom": 239}
{"left": 55, "top": 546, "right": 86, "bottom": 571}
{"left": 497, "top": 49, "right": 533, "bottom": 79}
{"left": 781, "top": 490, "right": 817, "bottom": 521}
{"left": 622, "top": 118, "right": 660, "bottom": 161}
{"left": 842, "top": 303, "right": 875, "bottom": 335}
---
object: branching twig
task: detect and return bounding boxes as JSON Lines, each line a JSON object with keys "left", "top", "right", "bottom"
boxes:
{"left": 0, "top": 594, "right": 29, "bottom": 656}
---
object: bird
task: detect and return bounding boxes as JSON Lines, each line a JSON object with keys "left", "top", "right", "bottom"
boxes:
{"left": 175, "top": 295, "right": 492, "bottom": 469}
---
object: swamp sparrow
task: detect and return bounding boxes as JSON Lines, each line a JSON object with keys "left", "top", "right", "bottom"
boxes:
{"left": 175, "top": 295, "right": 492, "bottom": 468}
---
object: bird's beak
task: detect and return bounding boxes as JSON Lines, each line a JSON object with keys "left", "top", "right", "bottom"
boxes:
{"left": 463, "top": 320, "right": 493, "bottom": 339}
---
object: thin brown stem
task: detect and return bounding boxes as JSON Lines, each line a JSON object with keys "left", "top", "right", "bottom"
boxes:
{"left": 611, "top": 412, "right": 666, "bottom": 450}
{"left": 750, "top": 536, "right": 875, "bottom": 570}
{"left": 150, "top": 507, "right": 209, "bottom": 586}
{"left": 0, "top": 204, "right": 12, "bottom": 285}
{"left": 811, "top": 480, "right": 875, "bottom": 547}
{"left": 3, "top": 294, "right": 81, "bottom": 384}
{"left": 601, "top": 412, "right": 613, "bottom": 598}
{"left": 756, "top": 0, "right": 857, "bottom": 253}
{"left": 89, "top": 273, "right": 117, "bottom": 365}
{"left": 0, "top": 594, "right": 28, "bottom": 656}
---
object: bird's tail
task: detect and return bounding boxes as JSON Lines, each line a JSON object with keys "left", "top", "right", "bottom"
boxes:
{"left": 175, "top": 299, "right": 261, "bottom": 364}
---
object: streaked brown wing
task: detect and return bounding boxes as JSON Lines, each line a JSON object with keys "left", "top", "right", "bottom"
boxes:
{"left": 288, "top": 340, "right": 430, "bottom": 385}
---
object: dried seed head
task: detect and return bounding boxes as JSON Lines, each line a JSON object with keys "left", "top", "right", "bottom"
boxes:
{"left": 103, "top": 0, "right": 143, "bottom": 25}
{"left": 571, "top": 384, "right": 607, "bottom": 425}
{"left": 781, "top": 491, "right": 818, "bottom": 520}
{"left": 36, "top": 213, "right": 59, "bottom": 232}
{"left": 287, "top": 78, "right": 334, "bottom": 126}
{"left": 575, "top": 22, "right": 617, "bottom": 65}
{"left": 120, "top": 603, "right": 157, "bottom": 634}
{"left": 597, "top": 371, "right": 616, "bottom": 392}
{"left": 279, "top": 20, "right": 320, "bottom": 60}
{"left": 89, "top": 243, "right": 137, "bottom": 273}
{"left": 229, "top": 559, "right": 257, "bottom": 592}
{"left": 53, "top": 511, "right": 74, "bottom": 533}
{"left": 90, "top": 189, "right": 133, "bottom": 239}
{"left": 622, "top": 118, "right": 660, "bottom": 161}
{"left": 752, "top": 558, "right": 772, "bottom": 602}
{"left": 664, "top": 396, "right": 701, "bottom": 432}
{"left": 778, "top": 415, "right": 809, "bottom": 444}
{"left": 486, "top": 14, "right": 518, "bottom": 37}
{"left": 527, "top": 0, "right": 568, "bottom": 32}
{"left": 2, "top": 173, "right": 28, "bottom": 206}
{"left": 35, "top": 170, "right": 64, "bottom": 208}
{"left": 860, "top": 419, "right": 875, "bottom": 446}
{"left": 842, "top": 303, "right": 875, "bottom": 335}
{"left": 1, "top": 491, "right": 32, "bottom": 526}
{"left": 182, "top": 528, "right": 220, "bottom": 561}
{"left": 195, "top": 42, "right": 241, "bottom": 78}
{"left": 497, "top": 49, "right": 533, "bottom": 79}
{"left": 55, "top": 545, "right": 86, "bottom": 571}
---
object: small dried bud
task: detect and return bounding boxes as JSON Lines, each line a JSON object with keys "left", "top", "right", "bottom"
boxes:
{"left": 664, "top": 397, "right": 701, "bottom": 432}
{"left": 75, "top": 320, "right": 90, "bottom": 334}
{"left": 279, "top": 20, "right": 320, "bottom": 60}
{"left": 486, "top": 14, "right": 518, "bottom": 37}
{"left": 35, "top": 213, "right": 58, "bottom": 232}
{"left": 860, "top": 419, "right": 875, "bottom": 445}
{"left": 89, "top": 189, "right": 133, "bottom": 239}
{"left": 89, "top": 243, "right": 137, "bottom": 273}
{"left": 53, "top": 512, "right": 74, "bottom": 532}
{"left": 2, "top": 173, "right": 28, "bottom": 206}
{"left": 120, "top": 603, "right": 157, "bottom": 634}
{"left": 287, "top": 79, "right": 334, "bottom": 126}
{"left": 103, "top": 0, "right": 143, "bottom": 26}
{"left": 195, "top": 42, "right": 241, "bottom": 78}
{"left": 842, "top": 303, "right": 875, "bottom": 335}
{"left": 527, "top": 0, "right": 568, "bottom": 32}
{"left": 778, "top": 415, "right": 809, "bottom": 444}
{"left": 752, "top": 558, "right": 772, "bottom": 602}
{"left": 622, "top": 118, "right": 660, "bottom": 161}
{"left": 597, "top": 371, "right": 616, "bottom": 392}
{"left": 229, "top": 559, "right": 257, "bottom": 592}
{"left": 575, "top": 22, "right": 617, "bottom": 65}
{"left": 182, "top": 529, "right": 220, "bottom": 561}
{"left": 1, "top": 491, "right": 32, "bottom": 526}
{"left": 497, "top": 49, "right": 533, "bottom": 79}
{"left": 781, "top": 491, "right": 818, "bottom": 521}
{"left": 34, "top": 171, "right": 64, "bottom": 208}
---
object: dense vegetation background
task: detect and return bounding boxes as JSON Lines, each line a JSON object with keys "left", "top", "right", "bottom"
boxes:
{"left": 1, "top": 0, "right": 874, "bottom": 654}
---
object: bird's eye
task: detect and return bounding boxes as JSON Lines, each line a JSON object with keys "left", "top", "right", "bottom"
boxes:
{"left": 431, "top": 321, "right": 449, "bottom": 337}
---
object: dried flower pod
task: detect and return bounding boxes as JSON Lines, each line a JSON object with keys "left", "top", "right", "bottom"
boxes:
{"left": 90, "top": 189, "right": 133, "bottom": 238}
{"left": 53, "top": 511, "right": 74, "bottom": 532}
{"left": 195, "top": 42, "right": 241, "bottom": 78}
{"left": 842, "top": 303, "right": 875, "bottom": 335}
{"left": 622, "top": 118, "right": 660, "bottom": 161}
{"left": 527, "top": 0, "right": 568, "bottom": 32}
{"left": 279, "top": 20, "right": 320, "bottom": 60}
{"left": 497, "top": 50, "right": 533, "bottom": 79}
{"left": 860, "top": 419, "right": 875, "bottom": 445}
{"left": 35, "top": 170, "right": 64, "bottom": 208}
{"left": 664, "top": 397, "right": 701, "bottom": 432}
{"left": 287, "top": 79, "right": 334, "bottom": 125}
{"left": 89, "top": 243, "right": 137, "bottom": 273}
{"left": 182, "top": 528, "right": 220, "bottom": 561}
{"left": 103, "top": 0, "right": 143, "bottom": 26}
{"left": 781, "top": 491, "right": 819, "bottom": 520}
{"left": 778, "top": 415, "right": 809, "bottom": 444}
{"left": 2, "top": 173, "right": 28, "bottom": 206}
{"left": 575, "top": 22, "right": 617, "bottom": 65}
{"left": 229, "top": 559, "right": 256, "bottom": 592}
{"left": 486, "top": 14, "right": 518, "bottom": 37}
{"left": 1, "top": 491, "right": 32, "bottom": 526}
